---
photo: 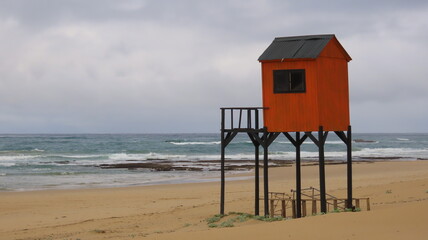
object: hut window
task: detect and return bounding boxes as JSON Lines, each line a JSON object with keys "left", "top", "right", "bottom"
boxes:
{"left": 273, "top": 69, "right": 306, "bottom": 93}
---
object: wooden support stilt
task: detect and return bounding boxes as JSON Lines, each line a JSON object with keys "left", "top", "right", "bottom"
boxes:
{"left": 263, "top": 144, "right": 269, "bottom": 216}
{"left": 318, "top": 126, "right": 327, "bottom": 213}
{"left": 295, "top": 132, "right": 302, "bottom": 218}
{"left": 355, "top": 199, "right": 360, "bottom": 209}
{"left": 254, "top": 111, "right": 260, "bottom": 216}
{"left": 220, "top": 109, "right": 225, "bottom": 215}
{"left": 347, "top": 125, "right": 353, "bottom": 209}
{"left": 333, "top": 199, "right": 338, "bottom": 210}
{"left": 254, "top": 145, "right": 259, "bottom": 216}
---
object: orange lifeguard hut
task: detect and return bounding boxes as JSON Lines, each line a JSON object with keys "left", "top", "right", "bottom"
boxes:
{"left": 259, "top": 34, "right": 351, "bottom": 132}
{"left": 220, "top": 34, "right": 354, "bottom": 217}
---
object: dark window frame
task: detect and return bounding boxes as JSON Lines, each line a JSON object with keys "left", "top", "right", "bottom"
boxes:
{"left": 273, "top": 69, "right": 306, "bottom": 94}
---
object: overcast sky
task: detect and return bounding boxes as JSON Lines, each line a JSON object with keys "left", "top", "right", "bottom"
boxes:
{"left": 0, "top": 0, "right": 427, "bottom": 133}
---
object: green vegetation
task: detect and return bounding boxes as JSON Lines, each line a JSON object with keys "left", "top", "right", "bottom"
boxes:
{"left": 386, "top": 189, "right": 392, "bottom": 194}
{"left": 206, "top": 212, "right": 285, "bottom": 228}
{"left": 220, "top": 219, "right": 235, "bottom": 228}
{"left": 208, "top": 223, "right": 218, "bottom": 228}
{"left": 236, "top": 213, "right": 252, "bottom": 222}
{"left": 207, "top": 206, "right": 366, "bottom": 228}
{"left": 206, "top": 214, "right": 225, "bottom": 224}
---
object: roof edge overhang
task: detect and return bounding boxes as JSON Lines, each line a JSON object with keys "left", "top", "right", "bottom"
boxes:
{"left": 259, "top": 58, "right": 317, "bottom": 63}
{"left": 258, "top": 34, "right": 352, "bottom": 62}
{"left": 274, "top": 34, "right": 335, "bottom": 41}
{"left": 330, "top": 36, "right": 352, "bottom": 62}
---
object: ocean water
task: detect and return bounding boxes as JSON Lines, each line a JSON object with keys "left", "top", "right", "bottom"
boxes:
{"left": 0, "top": 133, "right": 427, "bottom": 191}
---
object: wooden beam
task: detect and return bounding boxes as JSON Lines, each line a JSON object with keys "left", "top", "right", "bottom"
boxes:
{"left": 347, "top": 125, "right": 353, "bottom": 209}
{"left": 281, "top": 200, "right": 286, "bottom": 217}
{"left": 312, "top": 200, "right": 317, "bottom": 215}
{"left": 319, "top": 126, "right": 327, "bottom": 213}
{"left": 302, "top": 200, "right": 307, "bottom": 217}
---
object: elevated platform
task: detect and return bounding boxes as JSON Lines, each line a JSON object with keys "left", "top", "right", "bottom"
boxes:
{"left": 220, "top": 107, "right": 353, "bottom": 217}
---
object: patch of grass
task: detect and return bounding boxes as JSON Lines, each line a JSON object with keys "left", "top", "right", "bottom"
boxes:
{"left": 332, "top": 208, "right": 341, "bottom": 213}
{"left": 206, "top": 212, "right": 285, "bottom": 228}
{"left": 206, "top": 214, "right": 225, "bottom": 224}
{"left": 252, "top": 215, "right": 266, "bottom": 221}
{"left": 235, "top": 213, "right": 283, "bottom": 222}
{"left": 183, "top": 223, "right": 191, "bottom": 227}
{"left": 354, "top": 207, "right": 361, "bottom": 212}
{"left": 92, "top": 229, "right": 106, "bottom": 234}
{"left": 261, "top": 216, "right": 284, "bottom": 222}
{"left": 344, "top": 208, "right": 353, "bottom": 212}
{"left": 236, "top": 213, "right": 252, "bottom": 222}
{"left": 219, "top": 219, "right": 235, "bottom": 228}
{"left": 208, "top": 223, "right": 218, "bottom": 228}
{"left": 386, "top": 189, "right": 392, "bottom": 194}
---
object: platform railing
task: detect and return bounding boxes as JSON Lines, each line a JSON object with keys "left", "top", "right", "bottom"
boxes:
{"left": 266, "top": 187, "right": 371, "bottom": 218}
{"left": 220, "top": 107, "right": 266, "bottom": 132}
{"left": 291, "top": 187, "right": 347, "bottom": 211}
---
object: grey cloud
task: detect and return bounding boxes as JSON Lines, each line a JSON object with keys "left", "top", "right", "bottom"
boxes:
{"left": 0, "top": 0, "right": 427, "bottom": 133}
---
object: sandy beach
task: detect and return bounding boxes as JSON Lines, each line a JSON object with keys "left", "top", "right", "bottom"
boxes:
{"left": 1, "top": 160, "right": 428, "bottom": 240}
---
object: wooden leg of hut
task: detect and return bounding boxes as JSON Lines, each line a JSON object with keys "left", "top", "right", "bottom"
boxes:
{"left": 255, "top": 145, "right": 260, "bottom": 216}
{"left": 220, "top": 109, "right": 226, "bottom": 215}
{"left": 220, "top": 140, "right": 225, "bottom": 214}
{"left": 263, "top": 145, "right": 269, "bottom": 217}
{"left": 333, "top": 199, "right": 338, "bottom": 210}
{"left": 318, "top": 126, "right": 327, "bottom": 213}
{"left": 356, "top": 199, "right": 360, "bottom": 209}
{"left": 296, "top": 132, "right": 302, "bottom": 218}
{"left": 347, "top": 125, "right": 353, "bottom": 209}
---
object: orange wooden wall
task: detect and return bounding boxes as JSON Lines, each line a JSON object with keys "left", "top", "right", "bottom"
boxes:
{"left": 260, "top": 38, "right": 350, "bottom": 132}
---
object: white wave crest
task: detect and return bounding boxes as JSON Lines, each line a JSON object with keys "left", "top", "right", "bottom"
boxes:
{"left": 55, "top": 154, "right": 105, "bottom": 159}
{"left": 168, "top": 141, "right": 220, "bottom": 145}
{"left": 108, "top": 152, "right": 187, "bottom": 161}
{"left": 277, "top": 140, "right": 346, "bottom": 145}
{"left": 0, "top": 155, "right": 39, "bottom": 161}
{"left": 354, "top": 147, "right": 428, "bottom": 158}
{"left": 396, "top": 138, "right": 409, "bottom": 141}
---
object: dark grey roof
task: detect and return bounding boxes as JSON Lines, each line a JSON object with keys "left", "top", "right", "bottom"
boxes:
{"left": 258, "top": 34, "right": 335, "bottom": 61}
